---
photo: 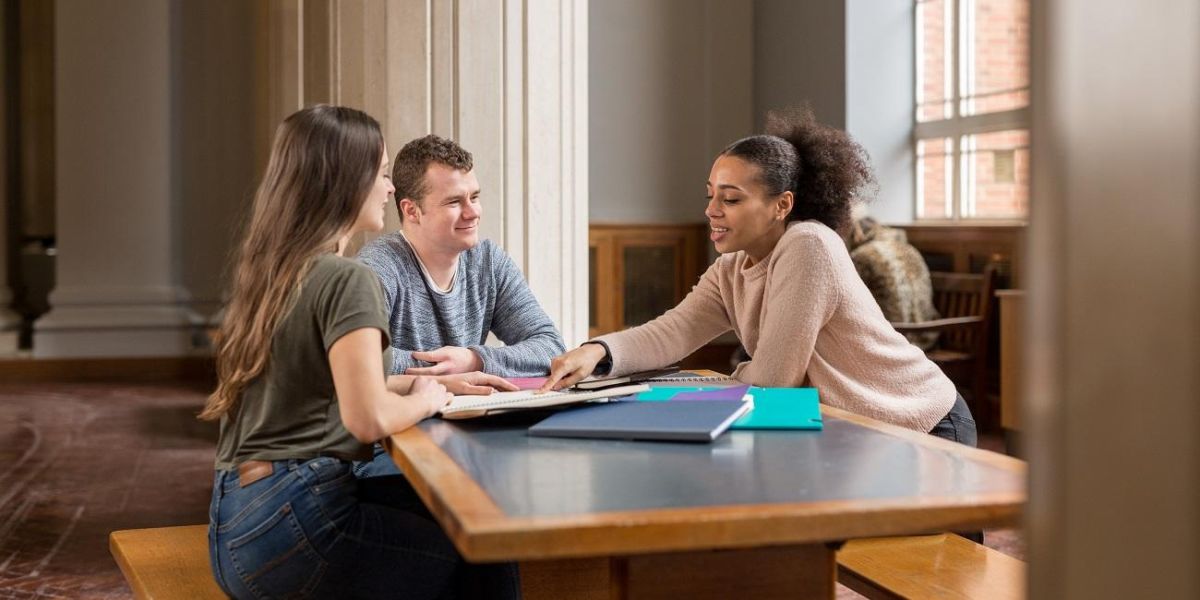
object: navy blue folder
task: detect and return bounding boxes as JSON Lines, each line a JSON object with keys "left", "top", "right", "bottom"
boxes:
{"left": 527, "top": 399, "right": 751, "bottom": 443}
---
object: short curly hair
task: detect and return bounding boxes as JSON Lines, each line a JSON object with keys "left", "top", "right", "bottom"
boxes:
{"left": 719, "top": 105, "right": 875, "bottom": 236}
{"left": 392, "top": 134, "right": 474, "bottom": 207}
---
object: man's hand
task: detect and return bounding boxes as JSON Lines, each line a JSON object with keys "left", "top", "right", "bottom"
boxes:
{"left": 437, "top": 372, "right": 520, "bottom": 396}
{"left": 407, "top": 346, "right": 483, "bottom": 375}
{"left": 539, "top": 344, "right": 607, "bottom": 392}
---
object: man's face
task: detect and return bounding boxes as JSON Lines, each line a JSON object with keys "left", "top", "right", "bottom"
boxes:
{"left": 402, "top": 163, "right": 481, "bottom": 254}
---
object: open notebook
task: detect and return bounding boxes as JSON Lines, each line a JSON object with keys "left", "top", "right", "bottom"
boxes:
{"left": 440, "top": 384, "right": 650, "bottom": 420}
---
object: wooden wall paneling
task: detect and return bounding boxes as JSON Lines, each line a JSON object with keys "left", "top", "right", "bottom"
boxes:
{"left": 588, "top": 224, "right": 710, "bottom": 338}
{"left": 588, "top": 232, "right": 618, "bottom": 338}
{"left": 898, "top": 224, "right": 1026, "bottom": 288}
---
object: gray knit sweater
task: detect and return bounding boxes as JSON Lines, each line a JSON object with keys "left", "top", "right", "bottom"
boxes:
{"left": 357, "top": 232, "right": 565, "bottom": 377}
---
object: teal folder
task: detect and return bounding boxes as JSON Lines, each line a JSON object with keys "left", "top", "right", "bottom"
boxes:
{"left": 730, "top": 387, "right": 822, "bottom": 430}
{"left": 636, "top": 386, "right": 724, "bottom": 401}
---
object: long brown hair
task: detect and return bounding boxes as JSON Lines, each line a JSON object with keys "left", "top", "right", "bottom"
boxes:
{"left": 200, "top": 105, "right": 383, "bottom": 420}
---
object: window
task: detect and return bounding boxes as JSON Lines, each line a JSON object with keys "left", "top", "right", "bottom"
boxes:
{"left": 915, "top": 0, "right": 1030, "bottom": 220}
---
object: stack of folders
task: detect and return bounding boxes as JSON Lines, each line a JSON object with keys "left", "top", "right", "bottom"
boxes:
{"left": 527, "top": 393, "right": 754, "bottom": 443}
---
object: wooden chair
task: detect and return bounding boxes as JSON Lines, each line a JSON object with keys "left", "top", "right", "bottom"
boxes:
{"left": 838, "top": 533, "right": 1026, "bottom": 599}
{"left": 892, "top": 265, "right": 998, "bottom": 430}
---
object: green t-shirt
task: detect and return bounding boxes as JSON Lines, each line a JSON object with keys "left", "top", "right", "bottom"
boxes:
{"left": 214, "top": 254, "right": 391, "bottom": 470}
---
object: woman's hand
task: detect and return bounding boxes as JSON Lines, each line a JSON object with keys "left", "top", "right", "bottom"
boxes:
{"left": 436, "top": 372, "right": 520, "bottom": 396}
{"left": 409, "top": 376, "right": 452, "bottom": 418}
{"left": 539, "top": 344, "right": 608, "bottom": 392}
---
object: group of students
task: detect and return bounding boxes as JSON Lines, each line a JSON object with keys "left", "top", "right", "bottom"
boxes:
{"left": 201, "top": 104, "right": 975, "bottom": 599}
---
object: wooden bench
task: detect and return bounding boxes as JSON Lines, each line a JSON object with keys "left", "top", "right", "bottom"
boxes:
{"left": 112, "top": 525, "right": 1024, "bottom": 599}
{"left": 110, "top": 525, "right": 226, "bottom": 599}
{"left": 837, "top": 533, "right": 1026, "bottom": 599}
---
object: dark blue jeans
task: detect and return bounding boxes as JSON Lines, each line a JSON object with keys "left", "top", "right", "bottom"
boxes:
{"left": 927, "top": 392, "right": 978, "bottom": 447}
{"left": 354, "top": 443, "right": 404, "bottom": 479}
{"left": 209, "top": 457, "right": 520, "bottom": 599}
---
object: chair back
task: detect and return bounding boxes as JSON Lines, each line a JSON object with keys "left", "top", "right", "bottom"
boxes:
{"left": 930, "top": 265, "right": 998, "bottom": 354}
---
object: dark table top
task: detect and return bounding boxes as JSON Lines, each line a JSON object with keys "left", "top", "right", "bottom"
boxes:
{"left": 391, "top": 404, "right": 1026, "bottom": 560}
{"left": 420, "top": 412, "right": 1020, "bottom": 517}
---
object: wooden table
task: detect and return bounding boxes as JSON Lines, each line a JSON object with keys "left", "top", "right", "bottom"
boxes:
{"left": 387, "top": 401, "right": 1025, "bottom": 599}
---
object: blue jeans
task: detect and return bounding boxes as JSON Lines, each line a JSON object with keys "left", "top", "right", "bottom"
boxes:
{"left": 209, "top": 457, "right": 520, "bottom": 599}
{"left": 927, "top": 392, "right": 978, "bottom": 447}
{"left": 353, "top": 443, "right": 404, "bottom": 479}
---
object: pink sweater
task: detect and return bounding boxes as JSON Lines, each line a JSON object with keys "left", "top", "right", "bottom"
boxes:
{"left": 596, "top": 221, "right": 957, "bottom": 432}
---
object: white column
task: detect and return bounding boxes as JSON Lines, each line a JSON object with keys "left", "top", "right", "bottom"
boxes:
{"left": 266, "top": 0, "right": 590, "bottom": 347}
{"left": 34, "top": 0, "right": 198, "bottom": 357}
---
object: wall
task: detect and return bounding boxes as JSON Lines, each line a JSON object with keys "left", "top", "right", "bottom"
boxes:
{"left": 846, "top": 0, "right": 914, "bottom": 224}
{"left": 176, "top": 1, "right": 260, "bottom": 318}
{"left": 589, "top": 0, "right": 753, "bottom": 224}
{"left": 753, "top": 0, "right": 845, "bottom": 129}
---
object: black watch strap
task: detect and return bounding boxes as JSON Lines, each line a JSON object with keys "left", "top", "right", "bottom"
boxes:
{"left": 582, "top": 340, "right": 613, "bottom": 376}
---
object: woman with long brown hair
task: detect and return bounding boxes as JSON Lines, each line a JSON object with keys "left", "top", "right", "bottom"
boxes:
{"left": 202, "top": 105, "right": 519, "bottom": 599}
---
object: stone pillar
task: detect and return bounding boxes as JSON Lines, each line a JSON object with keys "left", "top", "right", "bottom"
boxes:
{"left": 33, "top": 0, "right": 198, "bottom": 357}
{"left": 1027, "top": 1, "right": 1200, "bottom": 598}
{"left": 0, "top": 2, "right": 17, "bottom": 352}
{"left": 0, "top": 2, "right": 19, "bottom": 355}
{"left": 264, "top": 0, "right": 589, "bottom": 346}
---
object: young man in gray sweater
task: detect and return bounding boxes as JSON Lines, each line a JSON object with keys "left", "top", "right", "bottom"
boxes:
{"left": 358, "top": 134, "right": 565, "bottom": 379}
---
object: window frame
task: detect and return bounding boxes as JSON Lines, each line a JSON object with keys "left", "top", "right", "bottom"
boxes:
{"left": 913, "top": 0, "right": 1030, "bottom": 222}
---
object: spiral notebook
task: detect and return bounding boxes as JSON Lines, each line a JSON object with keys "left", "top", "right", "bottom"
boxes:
{"left": 440, "top": 384, "right": 650, "bottom": 420}
{"left": 647, "top": 371, "right": 735, "bottom": 384}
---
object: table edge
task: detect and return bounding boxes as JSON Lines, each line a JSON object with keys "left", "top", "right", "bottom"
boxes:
{"left": 388, "top": 411, "right": 1027, "bottom": 562}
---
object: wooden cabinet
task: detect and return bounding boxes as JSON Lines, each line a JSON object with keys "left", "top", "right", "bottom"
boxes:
{"left": 996, "top": 289, "right": 1025, "bottom": 433}
{"left": 588, "top": 224, "right": 710, "bottom": 338}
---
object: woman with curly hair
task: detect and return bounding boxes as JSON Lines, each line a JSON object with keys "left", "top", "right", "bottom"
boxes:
{"left": 542, "top": 106, "right": 974, "bottom": 445}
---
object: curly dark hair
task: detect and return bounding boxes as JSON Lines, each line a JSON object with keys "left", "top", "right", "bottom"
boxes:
{"left": 392, "top": 134, "right": 474, "bottom": 207}
{"left": 719, "top": 105, "right": 875, "bottom": 236}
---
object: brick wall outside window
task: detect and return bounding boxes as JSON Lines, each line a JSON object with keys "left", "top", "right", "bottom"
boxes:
{"left": 916, "top": 0, "right": 1029, "bottom": 220}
